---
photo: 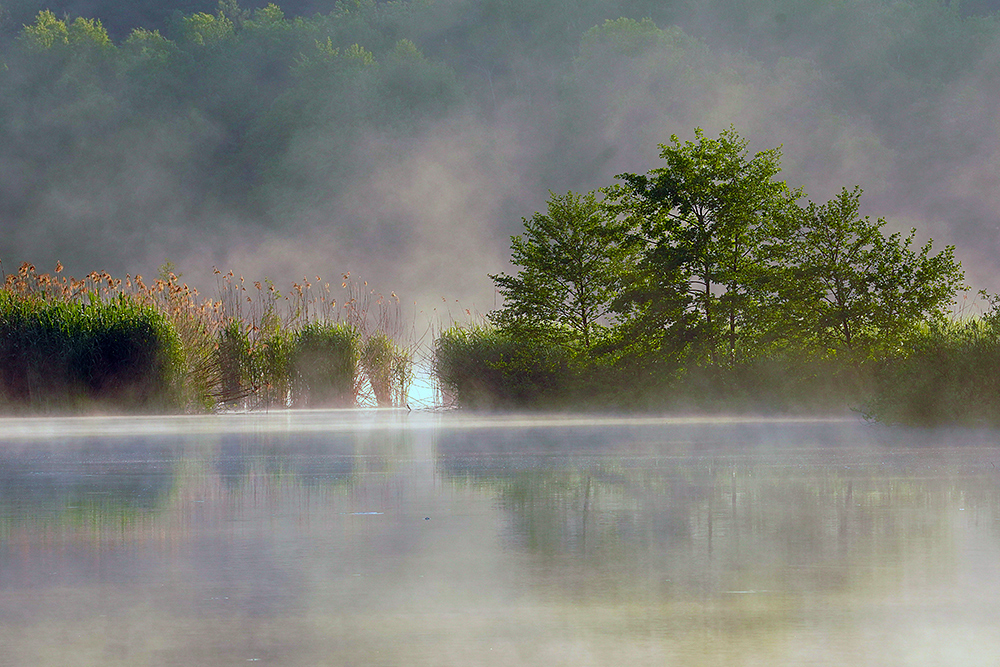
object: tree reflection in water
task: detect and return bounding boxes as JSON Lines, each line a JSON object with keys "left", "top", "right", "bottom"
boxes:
{"left": 0, "top": 414, "right": 997, "bottom": 665}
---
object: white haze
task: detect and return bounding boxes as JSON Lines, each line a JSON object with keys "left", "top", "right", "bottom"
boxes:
{"left": 4, "top": 2, "right": 1000, "bottom": 320}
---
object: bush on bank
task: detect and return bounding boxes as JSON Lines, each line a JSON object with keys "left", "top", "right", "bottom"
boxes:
{"left": 0, "top": 292, "right": 184, "bottom": 411}
{"left": 434, "top": 325, "right": 576, "bottom": 410}
{"left": 864, "top": 319, "right": 1000, "bottom": 426}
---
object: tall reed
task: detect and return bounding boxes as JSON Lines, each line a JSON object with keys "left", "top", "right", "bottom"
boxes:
{"left": 0, "top": 261, "right": 414, "bottom": 413}
{"left": 211, "top": 269, "right": 413, "bottom": 409}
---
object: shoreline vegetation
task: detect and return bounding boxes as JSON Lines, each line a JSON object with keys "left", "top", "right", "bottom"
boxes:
{"left": 0, "top": 261, "right": 412, "bottom": 413}
{"left": 3, "top": 3, "right": 1000, "bottom": 426}
{"left": 5, "top": 132, "right": 1000, "bottom": 426}
{"left": 435, "top": 128, "right": 1000, "bottom": 427}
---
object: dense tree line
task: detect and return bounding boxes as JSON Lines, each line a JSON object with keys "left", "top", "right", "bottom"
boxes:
{"left": 437, "top": 127, "right": 968, "bottom": 416}
{"left": 0, "top": 2, "right": 466, "bottom": 220}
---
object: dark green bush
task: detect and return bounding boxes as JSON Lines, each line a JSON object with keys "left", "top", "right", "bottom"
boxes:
{"left": 291, "top": 322, "right": 359, "bottom": 407}
{"left": 0, "top": 292, "right": 183, "bottom": 412}
{"left": 434, "top": 325, "right": 575, "bottom": 410}
{"left": 865, "top": 320, "right": 1000, "bottom": 425}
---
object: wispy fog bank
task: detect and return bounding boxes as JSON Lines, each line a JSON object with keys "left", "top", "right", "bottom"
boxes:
{"left": 3, "top": 0, "right": 1000, "bottom": 314}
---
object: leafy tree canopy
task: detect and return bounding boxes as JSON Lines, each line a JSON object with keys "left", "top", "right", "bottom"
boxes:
{"left": 490, "top": 191, "right": 628, "bottom": 352}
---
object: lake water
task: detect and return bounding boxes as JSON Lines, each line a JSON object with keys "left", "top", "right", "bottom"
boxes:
{"left": 0, "top": 411, "right": 998, "bottom": 666}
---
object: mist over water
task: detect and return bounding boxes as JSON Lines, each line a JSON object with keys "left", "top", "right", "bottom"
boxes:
{"left": 1, "top": 411, "right": 998, "bottom": 665}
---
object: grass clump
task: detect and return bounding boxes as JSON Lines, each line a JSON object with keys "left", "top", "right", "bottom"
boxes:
{"left": 434, "top": 324, "right": 574, "bottom": 410}
{"left": 291, "top": 322, "right": 360, "bottom": 407}
{"left": 0, "top": 291, "right": 183, "bottom": 412}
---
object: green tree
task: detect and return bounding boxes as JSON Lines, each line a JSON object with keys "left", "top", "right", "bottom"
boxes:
{"left": 790, "top": 186, "right": 963, "bottom": 361}
{"left": 19, "top": 10, "right": 69, "bottom": 51}
{"left": 216, "top": 0, "right": 250, "bottom": 32}
{"left": 181, "top": 11, "right": 234, "bottom": 47}
{"left": 606, "top": 127, "right": 800, "bottom": 365}
{"left": 491, "top": 190, "right": 627, "bottom": 351}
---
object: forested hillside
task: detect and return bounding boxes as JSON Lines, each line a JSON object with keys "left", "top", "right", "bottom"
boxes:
{"left": 2, "top": 0, "right": 1000, "bottom": 310}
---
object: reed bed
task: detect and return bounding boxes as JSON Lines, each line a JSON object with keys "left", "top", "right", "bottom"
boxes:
{"left": 864, "top": 317, "right": 1000, "bottom": 425}
{"left": 0, "top": 261, "right": 412, "bottom": 413}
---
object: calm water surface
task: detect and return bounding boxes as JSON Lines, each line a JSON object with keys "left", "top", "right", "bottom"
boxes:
{"left": 0, "top": 411, "right": 998, "bottom": 666}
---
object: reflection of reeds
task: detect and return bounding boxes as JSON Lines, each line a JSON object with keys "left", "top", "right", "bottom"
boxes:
{"left": 0, "top": 261, "right": 413, "bottom": 413}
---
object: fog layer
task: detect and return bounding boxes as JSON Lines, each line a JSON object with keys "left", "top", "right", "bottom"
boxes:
{"left": 2, "top": 0, "right": 999, "bottom": 311}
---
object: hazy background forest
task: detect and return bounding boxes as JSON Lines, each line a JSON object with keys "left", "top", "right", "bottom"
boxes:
{"left": 3, "top": 0, "right": 1000, "bottom": 316}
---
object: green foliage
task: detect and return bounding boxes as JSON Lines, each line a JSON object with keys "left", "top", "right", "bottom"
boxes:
{"left": 0, "top": 292, "right": 183, "bottom": 412}
{"left": 18, "top": 11, "right": 114, "bottom": 64}
{"left": 19, "top": 10, "right": 69, "bottom": 51}
{"left": 453, "top": 127, "right": 967, "bottom": 417}
{"left": 251, "top": 4, "right": 286, "bottom": 27}
{"left": 786, "top": 187, "right": 963, "bottom": 363}
{"left": 377, "top": 38, "right": 461, "bottom": 122}
{"left": 67, "top": 17, "right": 113, "bottom": 51}
{"left": 579, "top": 17, "right": 693, "bottom": 59}
{"left": 291, "top": 322, "right": 360, "bottom": 407}
{"left": 865, "top": 318, "right": 1000, "bottom": 426}
{"left": 123, "top": 28, "right": 175, "bottom": 63}
{"left": 491, "top": 190, "right": 627, "bottom": 352}
{"left": 216, "top": 0, "right": 250, "bottom": 32}
{"left": 343, "top": 42, "right": 376, "bottom": 67}
{"left": 181, "top": 11, "right": 235, "bottom": 47}
{"left": 606, "top": 126, "right": 801, "bottom": 365}
{"left": 434, "top": 325, "right": 574, "bottom": 410}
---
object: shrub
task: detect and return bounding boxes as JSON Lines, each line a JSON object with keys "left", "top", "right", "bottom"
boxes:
{"left": 0, "top": 292, "right": 183, "bottom": 412}
{"left": 291, "top": 322, "right": 360, "bottom": 407}
{"left": 434, "top": 325, "right": 574, "bottom": 410}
